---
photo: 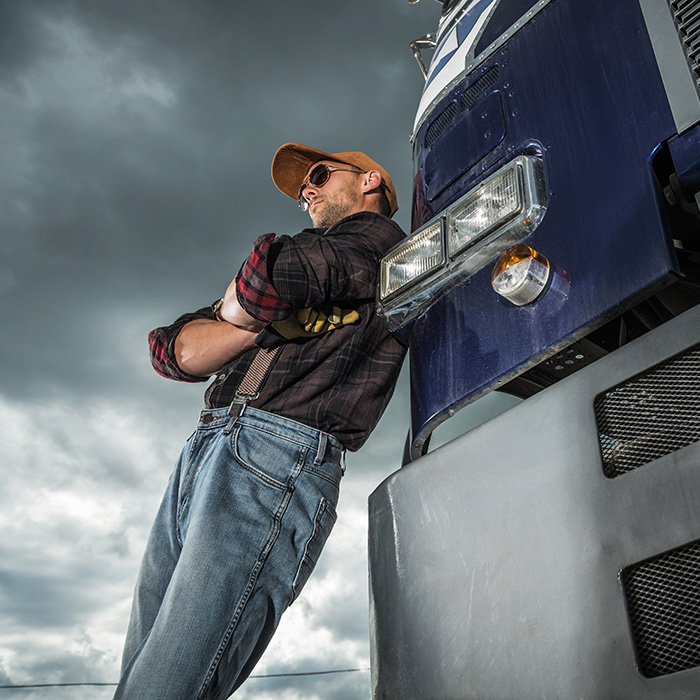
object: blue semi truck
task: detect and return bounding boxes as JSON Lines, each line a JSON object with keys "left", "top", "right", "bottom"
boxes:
{"left": 368, "top": 0, "right": 700, "bottom": 697}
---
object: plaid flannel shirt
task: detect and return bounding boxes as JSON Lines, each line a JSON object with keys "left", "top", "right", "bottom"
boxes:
{"left": 235, "top": 232, "right": 293, "bottom": 323}
{"left": 148, "top": 211, "right": 407, "bottom": 451}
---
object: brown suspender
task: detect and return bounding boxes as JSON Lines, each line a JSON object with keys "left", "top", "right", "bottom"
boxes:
{"left": 228, "top": 346, "right": 281, "bottom": 417}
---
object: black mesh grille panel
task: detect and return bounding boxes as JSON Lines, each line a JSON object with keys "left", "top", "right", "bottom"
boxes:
{"left": 623, "top": 539, "right": 700, "bottom": 677}
{"left": 595, "top": 343, "right": 700, "bottom": 478}
{"left": 461, "top": 65, "right": 500, "bottom": 110}
{"left": 425, "top": 101, "right": 458, "bottom": 148}
{"left": 670, "top": 0, "right": 700, "bottom": 93}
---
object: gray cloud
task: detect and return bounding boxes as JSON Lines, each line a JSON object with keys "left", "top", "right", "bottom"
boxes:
{"left": 1, "top": 0, "right": 434, "bottom": 407}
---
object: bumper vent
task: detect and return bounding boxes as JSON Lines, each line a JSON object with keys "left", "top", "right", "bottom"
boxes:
{"left": 594, "top": 343, "right": 700, "bottom": 478}
{"left": 623, "top": 539, "right": 700, "bottom": 678}
{"left": 670, "top": 0, "right": 700, "bottom": 92}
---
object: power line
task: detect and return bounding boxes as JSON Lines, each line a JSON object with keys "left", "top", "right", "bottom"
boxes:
{"left": 0, "top": 684, "right": 115, "bottom": 689}
{"left": 252, "top": 667, "right": 369, "bottom": 679}
{"left": 0, "top": 667, "right": 370, "bottom": 689}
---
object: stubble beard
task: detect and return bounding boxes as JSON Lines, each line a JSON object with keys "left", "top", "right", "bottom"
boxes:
{"left": 308, "top": 184, "right": 363, "bottom": 228}
{"left": 310, "top": 201, "right": 353, "bottom": 228}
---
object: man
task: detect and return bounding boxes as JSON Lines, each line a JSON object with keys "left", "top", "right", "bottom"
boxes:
{"left": 113, "top": 143, "right": 407, "bottom": 699}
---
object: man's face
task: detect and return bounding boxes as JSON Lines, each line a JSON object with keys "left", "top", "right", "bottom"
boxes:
{"left": 300, "top": 161, "right": 365, "bottom": 228}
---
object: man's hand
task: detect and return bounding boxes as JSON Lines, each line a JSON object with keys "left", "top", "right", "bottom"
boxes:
{"left": 271, "top": 306, "right": 360, "bottom": 340}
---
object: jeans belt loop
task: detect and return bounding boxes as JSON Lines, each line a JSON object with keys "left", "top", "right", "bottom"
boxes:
{"left": 314, "top": 432, "right": 327, "bottom": 466}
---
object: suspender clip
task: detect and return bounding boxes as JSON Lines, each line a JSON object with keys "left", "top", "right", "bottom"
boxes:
{"left": 228, "top": 392, "right": 258, "bottom": 418}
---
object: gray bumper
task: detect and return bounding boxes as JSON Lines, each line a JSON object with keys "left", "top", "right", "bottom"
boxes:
{"left": 369, "top": 304, "right": 700, "bottom": 699}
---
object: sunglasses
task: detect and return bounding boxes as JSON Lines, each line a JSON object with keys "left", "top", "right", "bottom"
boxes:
{"left": 298, "top": 163, "right": 364, "bottom": 211}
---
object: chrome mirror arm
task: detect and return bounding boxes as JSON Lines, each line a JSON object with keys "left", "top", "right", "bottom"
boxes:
{"left": 409, "top": 33, "right": 437, "bottom": 80}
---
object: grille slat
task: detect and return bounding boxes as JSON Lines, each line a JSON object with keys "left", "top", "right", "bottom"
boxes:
{"left": 686, "top": 5, "right": 700, "bottom": 23}
{"left": 595, "top": 344, "right": 700, "bottom": 478}
{"left": 623, "top": 540, "right": 700, "bottom": 677}
{"left": 685, "top": 18, "right": 700, "bottom": 38}
{"left": 670, "top": 0, "right": 700, "bottom": 91}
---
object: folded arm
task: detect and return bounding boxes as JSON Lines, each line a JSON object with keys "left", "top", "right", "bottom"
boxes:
{"left": 173, "top": 322, "right": 257, "bottom": 378}
{"left": 235, "top": 214, "right": 399, "bottom": 324}
{"left": 149, "top": 213, "right": 404, "bottom": 382}
{"left": 147, "top": 301, "right": 255, "bottom": 382}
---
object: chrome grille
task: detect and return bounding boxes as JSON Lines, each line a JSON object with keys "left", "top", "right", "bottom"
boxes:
{"left": 595, "top": 343, "right": 700, "bottom": 478}
{"left": 670, "top": 0, "right": 700, "bottom": 92}
{"left": 623, "top": 539, "right": 700, "bottom": 677}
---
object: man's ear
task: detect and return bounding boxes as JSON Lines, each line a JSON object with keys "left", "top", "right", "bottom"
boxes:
{"left": 361, "top": 170, "right": 383, "bottom": 194}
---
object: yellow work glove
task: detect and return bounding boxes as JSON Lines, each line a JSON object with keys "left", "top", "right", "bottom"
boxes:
{"left": 271, "top": 305, "right": 360, "bottom": 340}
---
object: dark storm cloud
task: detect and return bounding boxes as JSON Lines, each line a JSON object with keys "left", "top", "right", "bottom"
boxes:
{"left": 0, "top": 3, "right": 48, "bottom": 79}
{"left": 1, "top": 0, "right": 437, "bottom": 405}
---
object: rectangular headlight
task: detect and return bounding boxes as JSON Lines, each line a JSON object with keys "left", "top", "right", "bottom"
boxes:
{"left": 448, "top": 162, "right": 523, "bottom": 257}
{"left": 380, "top": 220, "right": 444, "bottom": 301}
{"left": 377, "top": 154, "right": 547, "bottom": 331}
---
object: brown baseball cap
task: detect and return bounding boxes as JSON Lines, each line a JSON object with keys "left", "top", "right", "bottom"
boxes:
{"left": 271, "top": 142, "right": 398, "bottom": 217}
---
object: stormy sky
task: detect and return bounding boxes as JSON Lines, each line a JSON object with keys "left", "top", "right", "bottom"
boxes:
{"left": 0, "top": 2, "right": 519, "bottom": 698}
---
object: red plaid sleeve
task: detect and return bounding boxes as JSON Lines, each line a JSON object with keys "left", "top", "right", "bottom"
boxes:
{"left": 147, "top": 306, "right": 215, "bottom": 383}
{"left": 236, "top": 233, "right": 293, "bottom": 324}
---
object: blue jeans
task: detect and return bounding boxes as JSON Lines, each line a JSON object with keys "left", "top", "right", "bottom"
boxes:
{"left": 114, "top": 405, "right": 345, "bottom": 700}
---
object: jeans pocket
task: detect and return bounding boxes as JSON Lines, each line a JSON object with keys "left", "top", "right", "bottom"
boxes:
{"left": 292, "top": 497, "right": 337, "bottom": 602}
{"left": 232, "top": 424, "right": 306, "bottom": 490}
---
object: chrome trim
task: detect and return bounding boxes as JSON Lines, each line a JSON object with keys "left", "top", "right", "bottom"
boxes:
{"left": 639, "top": 0, "right": 700, "bottom": 133}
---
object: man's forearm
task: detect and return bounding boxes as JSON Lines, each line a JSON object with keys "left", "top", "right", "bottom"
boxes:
{"left": 174, "top": 319, "right": 259, "bottom": 377}
{"left": 220, "top": 279, "right": 268, "bottom": 330}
